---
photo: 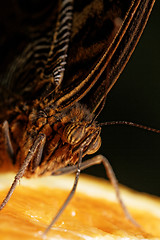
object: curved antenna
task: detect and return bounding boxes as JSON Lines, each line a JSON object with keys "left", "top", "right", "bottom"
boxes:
{"left": 99, "top": 121, "right": 160, "bottom": 134}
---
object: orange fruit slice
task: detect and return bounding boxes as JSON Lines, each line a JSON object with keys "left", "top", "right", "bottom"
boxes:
{"left": 0, "top": 173, "right": 160, "bottom": 240}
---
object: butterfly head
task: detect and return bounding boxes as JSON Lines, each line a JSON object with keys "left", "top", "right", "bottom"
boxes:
{"left": 63, "top": 121, "right": 101, "bottom": 155}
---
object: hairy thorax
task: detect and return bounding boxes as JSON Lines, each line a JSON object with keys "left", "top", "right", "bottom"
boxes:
{"left": 0, "top": 101, "right": 101, "bottom": 178}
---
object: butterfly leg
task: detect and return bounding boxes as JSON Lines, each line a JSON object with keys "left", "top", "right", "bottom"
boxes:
{"left": 0, "top": 133, "right": 46, "bottom": 210}
{"left": 2, "top": 120, "right": 15, "bottom": 162}
{"left": 53, "top": 155, "right": 139, "bottom": 227}
{"left": 42, "top": 148, "right": 83, "bottom": 237}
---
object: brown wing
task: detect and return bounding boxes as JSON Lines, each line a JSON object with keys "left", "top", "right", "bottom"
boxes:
{"left": 0, "top": 0, "right": 156, "bottom": 118}
{"left": 0, "top": 0, "right": 58, "bottom": 119}
{"left": 52, "top": 0, "right": 155, "bottom": 116}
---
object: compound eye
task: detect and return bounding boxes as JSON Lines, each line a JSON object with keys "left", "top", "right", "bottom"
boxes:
{"left": 64, "top": 123, "right": 86, "bottom": 145}
{"left": 86, "top": 135, "right": 101, "bottom": 155}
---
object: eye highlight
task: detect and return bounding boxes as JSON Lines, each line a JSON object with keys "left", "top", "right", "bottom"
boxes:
{"left": 63, "top": 123, "right": 86, "bottom": 145}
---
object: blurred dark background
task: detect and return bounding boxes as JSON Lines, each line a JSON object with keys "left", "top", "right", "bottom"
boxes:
{"left": 84, "top": 1, "right": 160, "bottom": 197}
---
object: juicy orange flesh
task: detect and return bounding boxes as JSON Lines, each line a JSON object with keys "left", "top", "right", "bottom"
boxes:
{"left": 0, "top": 184, "right": 160, "bottom": 240}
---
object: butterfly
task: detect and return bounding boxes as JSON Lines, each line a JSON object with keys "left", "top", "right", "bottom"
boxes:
{"left": 0, "top": 0, "right": 157, "bottom": 235}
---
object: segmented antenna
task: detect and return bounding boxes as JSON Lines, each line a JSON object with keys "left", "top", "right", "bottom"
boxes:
{"left": 99, "top": 121, "right": 160, "bottom": 133}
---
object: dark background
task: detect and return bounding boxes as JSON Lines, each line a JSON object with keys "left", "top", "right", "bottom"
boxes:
{"left": 84, "top": 1, "right": 160, "bottom": 197}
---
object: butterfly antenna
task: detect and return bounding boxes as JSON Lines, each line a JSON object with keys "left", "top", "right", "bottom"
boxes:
{"left": 99, "top": 121, "right": 160, "bottom": 133}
